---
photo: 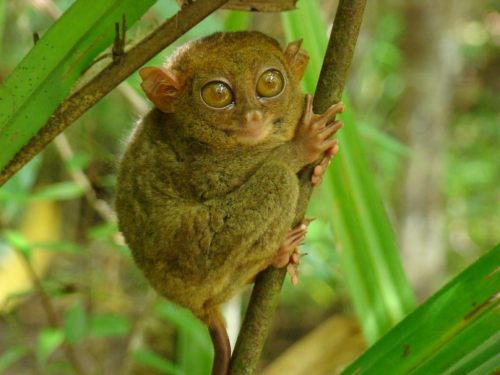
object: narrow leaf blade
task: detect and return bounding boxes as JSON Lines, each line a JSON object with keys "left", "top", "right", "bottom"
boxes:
{"left": 0, "top": 0, "right": 156, "bottom": 171}
{"left": 341, "top": 245, "right": 500, "bottom": 375}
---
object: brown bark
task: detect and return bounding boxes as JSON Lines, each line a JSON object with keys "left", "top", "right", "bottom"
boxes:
{"left": 177, "top": 0, "right": 297, "bottom": 12}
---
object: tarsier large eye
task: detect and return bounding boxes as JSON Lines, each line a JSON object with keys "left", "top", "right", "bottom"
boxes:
{"left": 201, "top": 81, "right": 234, "bottom": 109}
{"left": 256, "top": 69, "right": 285, "bottom": 98}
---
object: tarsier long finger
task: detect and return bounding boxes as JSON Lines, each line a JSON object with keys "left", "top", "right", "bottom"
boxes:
{"left": 115, "top": 32, "right": 343, "bottom": 375}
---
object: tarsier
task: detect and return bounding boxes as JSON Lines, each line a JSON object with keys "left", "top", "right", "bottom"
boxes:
{"left": 116, "top": 31, "right": 343, "bottom": 375}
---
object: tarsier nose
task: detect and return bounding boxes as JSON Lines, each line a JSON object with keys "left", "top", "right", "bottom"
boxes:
{"left": 245, "top": 110, "right": 264, "bottom": 126}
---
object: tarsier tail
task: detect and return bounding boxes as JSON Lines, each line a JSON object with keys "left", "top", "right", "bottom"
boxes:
{"left": 207, "top": 311, "right": 231, "bottom": 375}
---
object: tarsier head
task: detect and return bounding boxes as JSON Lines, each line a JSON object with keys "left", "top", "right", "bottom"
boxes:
{"left": 139, "top": 31, "right": 309, "bottom": 149}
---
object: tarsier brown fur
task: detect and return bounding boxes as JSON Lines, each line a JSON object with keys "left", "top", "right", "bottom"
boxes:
{"left": 115, "top": 31, "right": 343, "bottom": 375}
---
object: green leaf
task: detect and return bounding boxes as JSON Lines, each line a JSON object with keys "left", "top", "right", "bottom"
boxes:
{"left": 2, "top": 230, "right": 31, "bottom": 261}
{"left": 88, "top": 222, "right": 119, "bottom": 241}
{"left": 33, "top": 240, "right": 85, "bottom": 253}
{"left": 224, "top": 11, "right": 251, "bottom": 32}
{"left": 0, "top": 347, "right": 28, "bottom": 372}
{"left": 358, "top": 123, "right": 411, "bottom": 157}
{"left": 282, "top": 1, "right": 416, "bottom": 344}
{"left": 89, "top": 313, "right": 130, "bottom": 337}
{"left": 0, "top": 0, "right": 156, "bottom": 172}
{"left": 155, "top": 300, "right": 211, "bottom": 350}
{"left": 133, "top": 348, "right": 182, "bottom": 375}
{"left": 0, "top": 155, "right": 42, "bottom": 220}
{"left": 155, "top": 300, "right": 212, "bottom": 375}
{"left": 36, "top": 328, "right": 64, "bottom": 365}
{"left": 341, "top": 245, "right": 500, "bottom": 375}
{"left": 281, "top": 1, "right": 328, "bottom": 94}
{"left": 0, "top": 181, "right": 85, "bottom": 201}
{"left": 63, "top": 301, "right": 87, "bottom": 344}
{"left": 0, "top": 0, "right": 5, "bottom": 54}
{"left": 31, "top": 181, "right": 85, "bottom": 200}
{"left": 65, "top": 152, "right": 90, "bottom": 172}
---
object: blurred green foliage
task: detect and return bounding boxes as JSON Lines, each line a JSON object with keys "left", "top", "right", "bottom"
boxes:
{"left": 282, "top": 1, "right": 415, "bottom": 344}
{"left": 0, "top": 0, "right": 497, "bottom": 374}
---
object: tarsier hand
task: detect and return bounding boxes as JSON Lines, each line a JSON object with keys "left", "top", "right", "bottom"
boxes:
{"left": 276, "top": 96, "right": 344, "bottom": 284}
{"left": 294, "top": 94, "right": 344, "bottom": 186}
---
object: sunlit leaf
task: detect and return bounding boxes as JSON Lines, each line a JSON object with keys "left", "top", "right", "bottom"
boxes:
{"left": 89, "top": 314, "right": 130, "bottom": 337}
{"left": 341, "top": 245, "right": 500, "bottom": 375}
{"left": 133, "top": 348, "right": 182, "bottom": 375}
{"left": 0, "top": 0, "right": 156, "bottom": 172}
{"left": 36, "top": 328, "right": 64, "bottom": 365}
{"left": 65, "top": 152, "right": 90, "bottom": 172}
{"left": 88, "top": 222, "right": 119, "bottom": 241}
{"left": 155, "top": 300, "right": 212, "bottom": 375}
{"left": 63, "top": 301, "right": 87, "bottom": 344}
{"left": 0, "top": 347, "right": 28, "bottom": 373}
{"left": 0, "top": 0, "right": 5, "bottom": 65}
{"left": 31, "top": 182, "right": 85, "bottom": 200}
{"left": 0, "top": 156, "right": 42, "bottom": 220}
{"left": 282, "top": 1, "right": 416, "bottom": 344}
{"left": 2, "top": 230, "right": 31, "bottom": 261}
{"left": 33, "top": 241, "right": 85, "bottom": 253}
{"left": 224, "top": 10, "right": 251, "bottom": 31}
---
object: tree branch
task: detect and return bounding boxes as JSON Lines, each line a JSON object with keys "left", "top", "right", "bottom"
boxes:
{"left": 229, "top": 1, "right": 367, "bottom": 373}
{"left": 0, "top": 0, "right": 230, "bottom": 186}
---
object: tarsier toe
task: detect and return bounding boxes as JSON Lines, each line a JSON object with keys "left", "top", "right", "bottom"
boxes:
{"left": 311, "top": 175, "right": 325, "bottom": 186}
{"left": 287, "top": 248, "right": 308, "bottom": 286}
{"left": 313, "top": 165, "right": 323, "bottom": 176}
{"left": 288, "top": 263, "right": 299, "bottom": 286}
{"left": 274, "top": 219, "right": 312, "bottom": 269}
{"left": 272, "top": 252, "right": 291, "bottom": 268}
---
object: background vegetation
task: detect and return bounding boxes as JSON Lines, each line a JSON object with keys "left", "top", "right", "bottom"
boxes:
{"left": 0, "top": 0, "right": 498, "bottom": 374}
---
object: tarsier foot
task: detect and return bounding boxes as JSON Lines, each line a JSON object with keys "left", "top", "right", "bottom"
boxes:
{"left": 287, "top": 247, "right": 307, "bottom": 286}
{"left": 272, "top": 219, "right": 313, "bottom": 285}
{"left": 272, "top": 223, "right": 308, "bottom": 268}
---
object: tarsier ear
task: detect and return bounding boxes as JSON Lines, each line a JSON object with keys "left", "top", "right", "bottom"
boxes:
{"left": 139, "top": 66, "right": 184, "bottom": 113}
{"left": 284, "top": 39, "right": 309, "bottom": 82}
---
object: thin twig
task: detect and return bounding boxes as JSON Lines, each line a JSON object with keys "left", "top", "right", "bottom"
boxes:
{"left": 17, "top": 251, "right": 87, "bottom": 375}
{"left": 0, "top": 0, "right": 231, "bottom": 186}
{"left": 229, "top": 1, "right": 367, "bottom": 373}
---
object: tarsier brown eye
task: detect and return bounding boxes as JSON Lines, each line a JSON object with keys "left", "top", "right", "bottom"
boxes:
{"left": 201, "top": 81, "right": 234, "bottom": 109}
{"left": 256, "top": 69, "right": 284, "bottom": 98}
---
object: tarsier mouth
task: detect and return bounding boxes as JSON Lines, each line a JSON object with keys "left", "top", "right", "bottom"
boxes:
{"left": 234, "top": 110, "right": 272, "bottom": 143}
